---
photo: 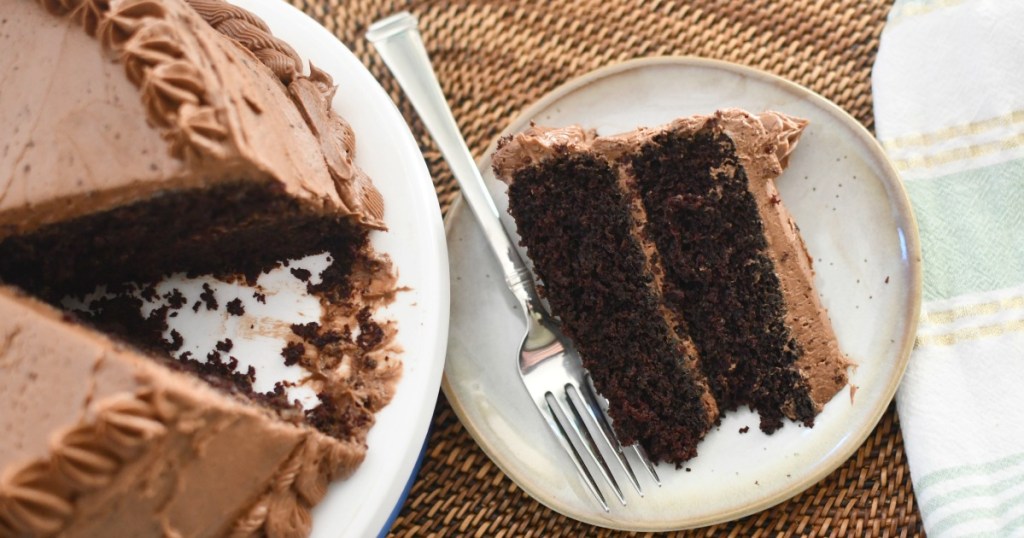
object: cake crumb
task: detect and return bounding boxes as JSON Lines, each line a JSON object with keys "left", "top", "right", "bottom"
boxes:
{"left": 739, "top": 426, "right": 750, "bottom": 434}
{"left": 885, "top": 276, "right": 890, "bottom": 284}
{"left": 356, "top": 307, "right": 384, "bottom": 349}
{"left": 253, "top": 291, "right": 267, "bottom": 304}
{"left": 225, "top": 298, "right": 245, "bottom": 316}
{"left": 216, "top": 339, "right": 234, "bottom": 353}
{"left": 141, "top": 285, "right": 159, "bottom": 302}
{"left": 290, "top": 322, "right": 320, "bottom": 341}
{"left": 192, "top": 300, "right": 202, "bottom": 313}
{"left": 282, "top": 342, "right": 305, "bottom": 366}
{"left": 290, "top": 267, "right": 312, "bottom": 281}
{"left": 199, "top": 283, "right": 218, "bottom": 310}
{"left": 166, "top": 330, "right": 184, "bottom": 351}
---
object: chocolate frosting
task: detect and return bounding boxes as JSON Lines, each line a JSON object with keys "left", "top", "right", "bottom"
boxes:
{"left": 0, "top": 0, "right": 384, "bottom": 240}
{"left": 184, "top": 0, "right": 385, "bottom": 229}
{"left": 493, "top": 109, "right": 851, "bottom": 416}
{"left": 0, "top": 285, "right": 374, "bottom": 538}
{"left": 185, "top": 0, "right": 303, "bottom": 83}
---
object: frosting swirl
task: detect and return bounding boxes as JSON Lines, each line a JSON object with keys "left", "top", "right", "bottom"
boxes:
{"left": 0, "top": 461, "right": 73, "bottom": 536}
{"left": 140, "top": 60, "right": 205, "bottom": 128}
{"left": 71, "top": 0, "right": 110, "bottom": 36}
{"left": 93, "top": 392, "right": 168, "bottom": 454}
{"left": 50, "top": 424, "right": 120, "bottom": 490}
{"left": 171, "top": 103, "right": 230, "bottom": 160}
{"left": 121, "top": 21, "right": 185, "bottom": 85}
{"left": 228, "top": 434, "right": 364, "bottom": 538}
{"left": 758, "top": 111, "right": 809, "bottom": 168}
{"left": 0, "top": 389, "right": 170, "bottom": 536}
{"left": 228, "top": 498, "right": 269, "bottom": 538}
{"left": 97, "top": 0, "right": 166, "bottom": 49}
{"left": 185, "top": 0, "right": 303, "bottom": 82}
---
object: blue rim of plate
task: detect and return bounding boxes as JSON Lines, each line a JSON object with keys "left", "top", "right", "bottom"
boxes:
{"left": 376, "top": 427, "right": 430, "bottom": 537}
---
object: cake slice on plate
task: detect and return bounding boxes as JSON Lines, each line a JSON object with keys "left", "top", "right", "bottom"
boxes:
{"left": 492, "top": 109, "right": 850, "bottom": 465}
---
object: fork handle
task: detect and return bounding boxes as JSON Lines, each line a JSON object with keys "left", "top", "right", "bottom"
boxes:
{"left": 366, "top": 13, "right": 536, "bottom": 299}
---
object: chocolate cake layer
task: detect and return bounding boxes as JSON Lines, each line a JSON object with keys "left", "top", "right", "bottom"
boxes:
{"left": 0, "top": 180, "right": 368, "bottom": 300}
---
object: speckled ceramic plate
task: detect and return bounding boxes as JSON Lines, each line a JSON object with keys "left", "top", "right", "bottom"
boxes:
{"left": 443, "top": 57, "right": 921, "bottom": 531}
{"left": 221, "top": 1, "right": 449, "bottom": 536}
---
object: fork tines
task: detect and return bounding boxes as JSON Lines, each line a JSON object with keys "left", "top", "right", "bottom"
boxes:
{"left": 538, "top": 375, "right": 660, "bottom": 511}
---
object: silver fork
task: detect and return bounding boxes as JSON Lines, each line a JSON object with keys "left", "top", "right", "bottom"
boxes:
{"left": 366, "top": 12, "right": 659, "bottom": 510}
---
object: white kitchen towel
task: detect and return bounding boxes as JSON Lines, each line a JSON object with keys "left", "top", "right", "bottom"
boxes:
{"left": 872, "top": 1, "right": 1024, "bottom": 536}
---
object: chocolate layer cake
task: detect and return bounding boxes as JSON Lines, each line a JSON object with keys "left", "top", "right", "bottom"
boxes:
{"left": 0, "top": 0, "right": 401, "bottom": 535}
{"left": 492, "top": 109, "right": 849, "bottom": 465}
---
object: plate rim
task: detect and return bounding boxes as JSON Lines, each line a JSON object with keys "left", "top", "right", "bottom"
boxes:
{"left": 442, "top": 55, "right": 922, "bottom": 530}
{"left": 227, "top": 1, "right": 450, "bottom": 536}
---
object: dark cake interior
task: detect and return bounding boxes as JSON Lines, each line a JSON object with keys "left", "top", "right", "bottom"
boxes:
{"left": 0, "top": 192, "right": 393, "bottom": 443}
{"left": 507, "top": 150, "right": 714, "bottom": 463}
{"left": 0, "top": 181, "right": 369, "bottom": 301}
{"left": 630, "top": 127, "right": 816, "bottom": 432}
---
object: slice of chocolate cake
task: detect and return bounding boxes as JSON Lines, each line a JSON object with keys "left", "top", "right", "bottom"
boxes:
{"left": 492, "top": 109, "right": 850, "bottom": 465}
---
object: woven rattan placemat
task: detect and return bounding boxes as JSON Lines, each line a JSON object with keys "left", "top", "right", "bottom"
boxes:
{"left": 287, "top": 1, "right": 923, "bottom": 535}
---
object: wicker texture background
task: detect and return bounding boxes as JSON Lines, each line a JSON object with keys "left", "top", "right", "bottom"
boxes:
{"left": 286, "top": 0, "right": 924, "bottom": 535}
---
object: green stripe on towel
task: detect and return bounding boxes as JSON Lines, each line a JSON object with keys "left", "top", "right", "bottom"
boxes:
{"left": 929, "top": 488, "right": 1024, "bottom": 536}
{"left": 916, "top": 451, "right": 1024, "bottom": 491}
{"left": 905, "top": 158, "right": 1024, "bottom": 301}
{"left": 922, "top": 468, "right": 1024, "bottom": 515}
